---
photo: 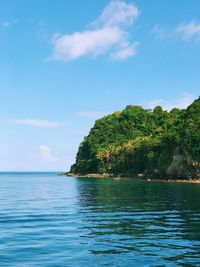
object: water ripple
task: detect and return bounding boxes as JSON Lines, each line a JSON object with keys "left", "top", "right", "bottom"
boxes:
{"left": 0, "top": 174, "right": 200, "bottom": 266}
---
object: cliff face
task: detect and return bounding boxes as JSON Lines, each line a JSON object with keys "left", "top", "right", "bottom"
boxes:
{"left": 166, "top": 147, "right": 189, "bottom": 178}
{"left": 70, "top": 97, "right": 200, "bottom": 179}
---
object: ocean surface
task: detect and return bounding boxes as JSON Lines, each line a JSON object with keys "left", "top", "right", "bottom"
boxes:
{"left": 0, "top": 172, "right": 200, "bottom": 267}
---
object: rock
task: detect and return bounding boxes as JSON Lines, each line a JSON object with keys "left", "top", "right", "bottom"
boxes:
{"left": 166, "top": 147, "right": 189, "bottom": 178}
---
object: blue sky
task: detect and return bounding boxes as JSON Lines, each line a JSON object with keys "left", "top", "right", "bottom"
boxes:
{"left": 0, "top": 0, "right": 200, "bottom": 171}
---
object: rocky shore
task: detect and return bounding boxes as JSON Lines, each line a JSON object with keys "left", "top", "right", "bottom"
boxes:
{"left": 59, "top": 172, "right": 200, "bottom": 183}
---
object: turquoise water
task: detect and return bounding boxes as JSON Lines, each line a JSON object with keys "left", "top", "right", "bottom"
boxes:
{"left": 0, "top": 173, "right": 200, "bottom": 266}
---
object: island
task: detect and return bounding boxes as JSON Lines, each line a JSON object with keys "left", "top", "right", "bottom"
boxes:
{"left": 68, "top": 97, "right": 200, "bottom": 180}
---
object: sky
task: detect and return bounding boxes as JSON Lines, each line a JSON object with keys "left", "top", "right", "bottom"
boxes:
{"left": 0, "top": 0, "right": 200, "bottom": 171}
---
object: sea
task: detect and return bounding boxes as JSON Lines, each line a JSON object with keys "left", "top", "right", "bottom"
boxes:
{"left": 0, "top": 172, "right": 199, "bottom": 266}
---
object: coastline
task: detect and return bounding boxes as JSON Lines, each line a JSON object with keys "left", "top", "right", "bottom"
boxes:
{"left": 60, "top": 172, "right": 200, "bottom": 183}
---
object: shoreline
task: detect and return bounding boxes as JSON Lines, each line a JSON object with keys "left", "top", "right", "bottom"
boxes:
{"left": 59, "top": 172, "right": 200, "bottom": 184}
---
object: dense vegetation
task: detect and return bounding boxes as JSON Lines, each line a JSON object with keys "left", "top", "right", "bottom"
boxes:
{"left": 70, "top": 97, "right": 200, "bottom": 179}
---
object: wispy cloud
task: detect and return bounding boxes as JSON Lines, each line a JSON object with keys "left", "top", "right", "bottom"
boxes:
{"left": 151, "top": 20, "right": 200, "bottom": 42}
{"left": 77, "top": 111, "right": 107, "bottom": 119}
{"left": 51, "top": 1, "right": 139, "bottom": 61}
{"left": 39, "top": 145, "right": 56, "bottom": 162}
{"left": 150, "top": 24, "right": 171, "bottom": 40}
{"left": 36, "top": 20, "right": 49, "bottom": 42}
{"left": 9, "top": 119, "right": 61, "bottom": 128}
{"left": 1, "top": 19, "right": 19, "bottom": 28}
{"left": 176, "top": 20, "right": 200, "bottom": 41}
{"left": 146, "top": 92, "right": 196, "bottom": 111}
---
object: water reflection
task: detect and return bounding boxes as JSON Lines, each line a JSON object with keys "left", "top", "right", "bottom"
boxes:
{"left": 76, "top": 178, "right": 200, "bottom": 266}
{"left": 0, "top": 174, "right": 199, "bottom": 267}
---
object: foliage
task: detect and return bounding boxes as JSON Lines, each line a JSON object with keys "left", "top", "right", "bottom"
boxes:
{"left": 71, "top": 97, "right": 200, "bottom": 178}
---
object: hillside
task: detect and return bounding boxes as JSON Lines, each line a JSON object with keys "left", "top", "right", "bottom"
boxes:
{"left": 70, "top": 97, "right": 200, "bottom": 179}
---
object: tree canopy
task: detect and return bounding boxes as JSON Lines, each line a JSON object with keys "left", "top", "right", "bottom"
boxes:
{"left": 70, "top": 97, "right": 200, "bottom": 179}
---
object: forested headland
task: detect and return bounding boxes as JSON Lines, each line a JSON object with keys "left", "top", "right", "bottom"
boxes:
{"left": 69, "top": 97, "right": 200, "bottom": 180}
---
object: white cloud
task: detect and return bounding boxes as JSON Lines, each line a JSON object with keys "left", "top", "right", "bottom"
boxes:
{"left": 77, "top": 111, "right": 107, "bottom": 119}
{"left": 93, "top": 0, "right": 139, "bottom": 28}
{"left": 110, "top": 41, "right": 139, "bottom": 60}
{"left": 176, "top": 20, "right": 200, "bottom": 41}
{"left": 39, "top": 145, "right": 56, "bottom": 162}
{"left": 9, "top": 119, "right": 61, "bottom": 128}
{"left": 51, "top": 1, "right": 139, "bottom": 61}
{"left": 52, "top": 27, "right": 124, "bottom": 60}
{"left": 146, "top": 92, "right": 196, "bottom": 111}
